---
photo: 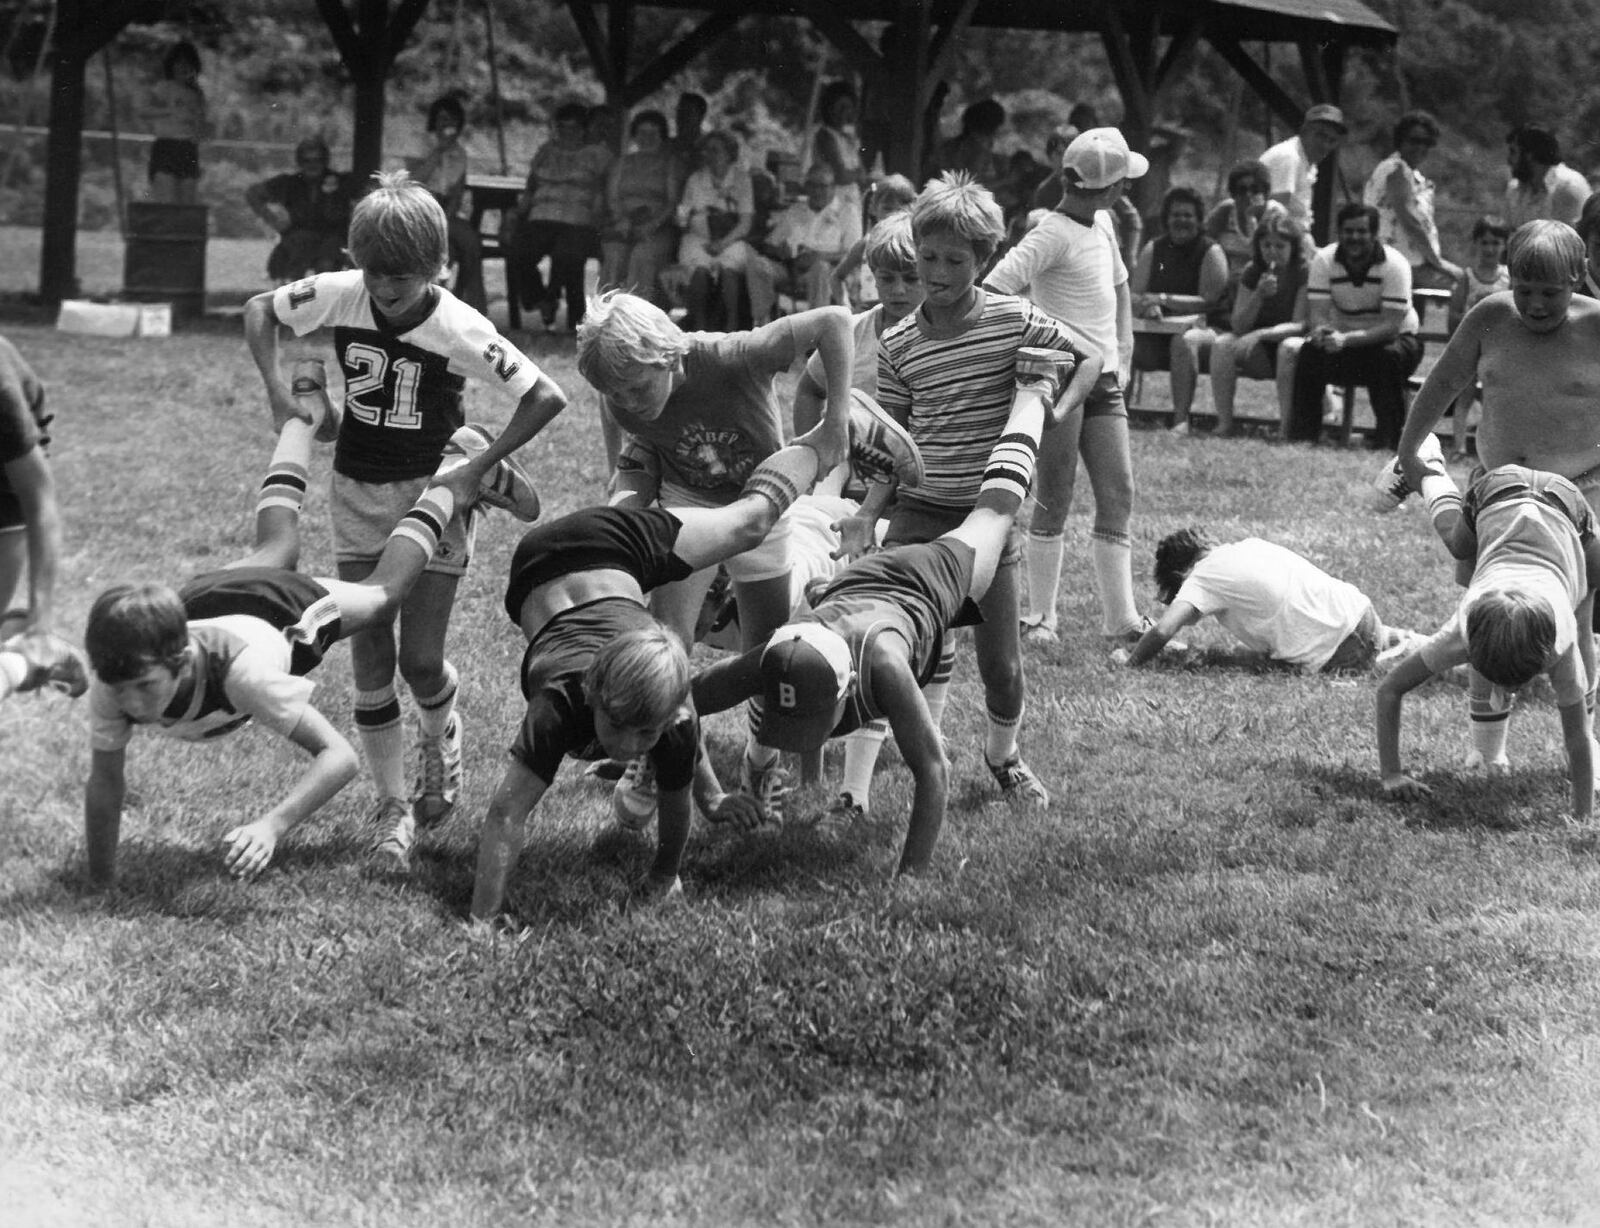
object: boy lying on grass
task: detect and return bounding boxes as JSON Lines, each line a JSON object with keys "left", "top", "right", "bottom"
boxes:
{"left": 82, "top": 408, "right": 530, "bottom": 885}
{"left": 1376, "top": 459, "right": 1600, "bottom": 825}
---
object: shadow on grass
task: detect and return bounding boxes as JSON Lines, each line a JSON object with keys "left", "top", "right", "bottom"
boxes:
{"left": 1296, "top": 757, "right": 1580, "bottom": 837}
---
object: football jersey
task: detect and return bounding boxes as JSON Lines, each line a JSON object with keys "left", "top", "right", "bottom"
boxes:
{"left": 89, "top": 618, "right": 317, "bottom": 752}
{"left": 271, "top": 270, "right": 542, "bottom": 482}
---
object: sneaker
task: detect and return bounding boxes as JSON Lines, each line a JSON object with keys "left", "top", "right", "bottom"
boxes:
{"left": 1020, "top": 617, "right": 1059, "bottom": 646}
{"left": 369, "top": 796, "right": 415, "bottom": 870}
{"left": 1463, "top": 748, "right": 1511, "bottom": 778}
{"left": 1370, "top": 433, "right": 1445, "bottom": 512}
{"left": 817, "top": 790, "right": 866, "bottom": 834}
{"left": 1014, "top": 346, "right": 1078, "bottom": 426}
{"left": 412, "top": 712, "right": 463, "bottom": 828}
{"left": 289, "top": 358, "right": 342, "bottom": 443}
{"left": 739, "top": 753, "right": 792, "bottom": 825}
{"left": 848, "top": 391, "right": 924, "bottom": 488}
{"left": 440, "top": 424, "right": 542, "bottom": 521}
{"left": 2, "top": 631, "right": 89, "bottom": 698}
{"left": 987, "top": 754, "right": 1050, "bottom": 809}
{"left": 612, "top": 757, "right": 659, "bottom": 831}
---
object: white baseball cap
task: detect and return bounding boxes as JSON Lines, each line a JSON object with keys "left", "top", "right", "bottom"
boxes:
{"left": 1061, "top": 127, "right": 1150, "bottom": 190}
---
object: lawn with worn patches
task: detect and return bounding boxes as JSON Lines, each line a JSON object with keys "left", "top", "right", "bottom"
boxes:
{"left": 1, "top": 315, "right": 1598, "bottom": 1227}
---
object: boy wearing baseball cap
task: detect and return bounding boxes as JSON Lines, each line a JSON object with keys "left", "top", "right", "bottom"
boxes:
{"left": 987, "top": 126, "right": 1154, "bottom": 651}
{"left": 691, "top": 349, "right": 1076, "bottom": 874}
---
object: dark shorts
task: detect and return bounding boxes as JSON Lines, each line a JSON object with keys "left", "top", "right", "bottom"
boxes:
{"left": 1084, "top": 371, "right": 1128, "bottom": 420}
{"left": 179, "top": 567, "right": 341, "bottom": 676}
{"left": 883, "top": 496, "right": 1023, "bottom": 567}
{"left": 149, "top": 138, "right": 201, "bottom": 181}
{"left": 1321, "top": 602, "right": 1380, "bottom": 673}
{"left": 503, "top": 505, "right": 692, "bottom": 624}
{"left": 0, "top": 489, "right": 24, "bottom": 531}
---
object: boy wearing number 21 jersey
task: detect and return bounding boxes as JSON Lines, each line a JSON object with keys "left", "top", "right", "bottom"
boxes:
{"left": 243, "top": 170, "right": 568, "bottom": 868}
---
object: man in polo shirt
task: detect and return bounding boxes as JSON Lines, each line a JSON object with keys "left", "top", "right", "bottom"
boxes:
{"left": 1259, "top": 103, "right": 1347, "bottom": 236}
{"left": 1505, "top": 123, "right": 1591, "bottom": 229}
{"left": 1286, "top": 201, "right": 1423, "bottom": 449}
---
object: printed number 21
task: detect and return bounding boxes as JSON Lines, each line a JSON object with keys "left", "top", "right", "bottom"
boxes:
{"left": 343, "top": 342, "right": 422, "bottom": 429}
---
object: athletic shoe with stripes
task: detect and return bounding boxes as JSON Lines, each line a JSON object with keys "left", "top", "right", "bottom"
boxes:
{"left": 440, "top": 424, "right": 542, "bottom": 521}
{"left": 848, "top": 390, "right": 924, "bottom": 488}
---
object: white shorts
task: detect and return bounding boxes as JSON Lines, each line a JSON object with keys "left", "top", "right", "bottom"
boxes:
{"left": 331, "top": 472, "right": 475, "bottom": 577}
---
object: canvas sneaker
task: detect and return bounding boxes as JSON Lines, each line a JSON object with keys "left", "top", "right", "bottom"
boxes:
{"left": 412, "top": 712, "right": 463, "bottom": 828}
{"left": 2, "top": 631, "right": 90, "bottom": 698}
{"left": 739, "top": 753, "right": 792, "bottom": 826}
{"left": 440, "top": 424, "right": 542, "bottom": 521}
{"left": 1020, "top": 616, "right": 1059, "bottom": 646}
{"left": 848, "top": 391, "right": 924, "bottom": 488}
{"left": 368, "top": 796, "right": 415, "bottom": 870}
{"left": 1371, "top": 432, "right": 1446, "bottom": 512}
{"left": 987, "top": 754, "right": 1050, "bottom": 809}
{"left": 1014, "top": 346, "right": 1078, "bottom": 427}
{"left": 612, "top": 757, "right": 660, "bottom": 831}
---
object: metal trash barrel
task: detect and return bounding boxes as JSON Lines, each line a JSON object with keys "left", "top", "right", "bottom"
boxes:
{"left": 123, "top": 202, "right": 208, "bottom": 319}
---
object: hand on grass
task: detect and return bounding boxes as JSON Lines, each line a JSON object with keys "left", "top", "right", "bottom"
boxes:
{"left": 704, "top": 791, "right": 766, "bottom": 832}
{"left": 221, "top": 819, "right": 279, "bottom": 880}
{"left": 1381, "top": 773, "right": 1430, "bottom": 801}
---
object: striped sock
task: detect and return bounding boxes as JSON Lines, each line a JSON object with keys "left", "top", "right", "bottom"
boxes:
{"left": 388, "top": 487, "right": 456, "bottom": 560}
{"left": 923, "top": 640, "right": 956, "bottom": 728}
{"left": 355, "top": 684, "right": 408, "bottom": 800}
{"left": 1092, "top": 530, "right": 1139, "bottom": 636}
{"left": 742, "top": 445, "right": 817, "bottom": 515}
{"left": 1469, "top": 692, "right": 1512, "bottom": 764}
{"left": 978, "top": 431, "right": 1041, "bottom": 508}
{"left": 1421, "top": 472, "right": 1463, "bottom": 532}
{"left": 413, "top": 661, "right": 459, "bottom": 741}
{"left": 984, "top": 702, "right": 1022, "bottom": 764}
{"left": 256, "top": 418, "right": 316, "bottom": 515}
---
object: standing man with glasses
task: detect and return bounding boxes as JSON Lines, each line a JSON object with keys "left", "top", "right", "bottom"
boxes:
{"left": 246, "top": 136, "right": 358, "bottom": 284}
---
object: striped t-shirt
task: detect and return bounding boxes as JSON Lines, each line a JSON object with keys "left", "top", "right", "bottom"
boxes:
{"left": 876, "top": 292, "right": 1089, "bottom": 508}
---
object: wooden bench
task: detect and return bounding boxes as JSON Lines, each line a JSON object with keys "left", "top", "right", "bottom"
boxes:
{"left": 467, "top": 173, "right": 525, "bottom": 330}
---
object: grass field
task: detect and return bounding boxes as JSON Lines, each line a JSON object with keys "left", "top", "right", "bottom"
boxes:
{"left": 1, "top": 296, "right": 1598, "bottom": 1227}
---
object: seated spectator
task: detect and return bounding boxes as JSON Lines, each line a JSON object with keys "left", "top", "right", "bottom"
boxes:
{"left": 812, "top": 81, "right": 869, "bottom": 222}
{"left": 671, "top": 91, "right": 709, "bottom": 172}
{"left": 929, "top": 98, "right": 1006, "bottom": 186}
{"left": 1205, "top": 159, "right": 1270, "bottom": 283}
{"left": 1130, "top": 186, "right": 1230, "bottom": 431}
{"left": 245, "top": 136, "right": 356, "bottom": 283}
{"left": 676, "top": 130, "right": 754, "bottom": 329}
{"left": 830, "top": 173, "right": 916, "bottom": 308}
{"left": 747, "top": 164, "right": 857, "bottom": 323}
{"left": 1286, "top": 202, "right": 1423, "bottom": 449}
{"left": 510, "top": 100, "right": 613, "bottom": 330}
{"left": 1209, "top": 209, "right": 1310, "bottom": 436}
{"left": 600, "top": 109, "right": 682, "bottom": 306}
{"left": 407, "top": 95, "right": 486, "bottom": 313}
{"left": 1365, "top": 110, "right": 1460, "bottom": 297}
{"left": 1505, "top": 123, "right": 1590, "bottom": 228}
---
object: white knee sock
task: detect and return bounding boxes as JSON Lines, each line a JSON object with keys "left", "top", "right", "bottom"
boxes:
{"left": 1025, "top": 531, "right": 1064, "bottom": 629}
{"left": 1092, "top": 530, "right": 1139, "bottom": 635}
{"left": 840, "top": 722, "right": 888, "bottom": 808}
{"left": 355, "top": 684, "right": 408, "bottom": 799}
{"left": 412, "top": 661, "right": 459, "bottom": 741}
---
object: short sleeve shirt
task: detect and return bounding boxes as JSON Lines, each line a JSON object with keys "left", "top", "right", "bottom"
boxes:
{"left": 88, "top": 619, "right": 316, "bottom": 752}
{"left": 877, "top": 292, "right": 1092, "bottom": 509}
{"left": 985, "top": 210, "right": 1125, "bottom": 367}
{"left": 606, "top": 322, "right": 799, "bottom": 506}
{"left": 1260, "top": 135, "right": 1314, "bottom": 227}
{"left": 1307, "top": 243, "right": 1418, "bottom": 334}
{"left": 271, "top": 270, "right": 543, "bottom": 482}
{"left": 1175, "top": 539, "right": 1372, "bottom": 672}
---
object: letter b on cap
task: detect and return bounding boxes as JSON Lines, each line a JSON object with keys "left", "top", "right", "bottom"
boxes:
{"left": 778, "top": 682, "right": 797, "bottom": 709}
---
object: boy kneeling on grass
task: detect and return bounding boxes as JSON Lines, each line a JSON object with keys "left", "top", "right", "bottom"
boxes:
{"left": 1376, "top": 457, "right": 1600, "bottom": 827}
{"left": 81, "top": 408, "right": 529, "bottom": 885}
{"left": 469, "top": 410, "right": 920, "bottom": 919}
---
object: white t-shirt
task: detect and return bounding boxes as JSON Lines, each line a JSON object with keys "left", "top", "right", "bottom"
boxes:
{"left": 89, "top": 618, "right": 316, "bottom": 751}
{"left": 1175, "top": 539, "right": 1372, "bottom": 672}
{"left": 984, "top": 209, "right": 1125, "bottom": 367}
{"left": 1261, "top": 135, "right": 1315, "bottom": 228}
